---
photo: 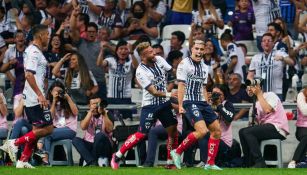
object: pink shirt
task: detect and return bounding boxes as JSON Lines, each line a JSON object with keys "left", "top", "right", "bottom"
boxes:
{"left": 256, "top": 92, "right": 289, "bottom": 137}
{"left": 296, "top": 91, "right": 307, "bottom": 128}
{"left": 0, "top": 93, "right": 7, "bottom": 129}
{"left": 219, "top": 119, "right": 233, "bottom": 147}
{"left": 83, "top": 115, "right": 112, "bottom": 143}
{"left": 53, "top": 104, "right": 78, "bottom": 132}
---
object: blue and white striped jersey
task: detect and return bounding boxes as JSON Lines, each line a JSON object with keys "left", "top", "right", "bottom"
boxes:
{"left": 136, "top": 56, "right": 171, "bottom": 107}
{"left": 105, "top": 56, "right": 133, "bottom": 98}
{"left": 177, "top": 57, "right": 209, "bottom": 102}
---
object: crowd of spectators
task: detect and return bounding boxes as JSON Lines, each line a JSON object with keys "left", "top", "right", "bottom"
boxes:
{"left": 0, "top": 0, "right": 306, "bottom": 169}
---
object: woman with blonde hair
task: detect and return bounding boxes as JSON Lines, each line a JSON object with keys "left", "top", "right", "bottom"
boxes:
{"left": 192, "top": 0, "right": 224, "bottom": 56}
{"left": 53, "top": 51, "right": 99, "bottom": 104}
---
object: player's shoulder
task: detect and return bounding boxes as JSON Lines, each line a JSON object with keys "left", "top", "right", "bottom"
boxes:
{"left": 25, "top": 45, "right": 41, "bottom": 55}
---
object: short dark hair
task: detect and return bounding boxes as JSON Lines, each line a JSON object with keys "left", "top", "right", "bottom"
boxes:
{"left": 167, "top": 50, "right": 183, "bottom": 64}
{"left": 152, "top": 44, "right": 163, "bottom": 50}
{"left": 78, "top": 13, "right": 90, "bottom": 26}
{"left": 172, "top": 31, "right": 186, "bottom": 45}
{"left": 212, "top": 84, "right": 229, "bottom": 98}
{"left": 32, "top": 24, "right": 48, "bottom": 38}
{"left": 0, "top": 6, "right": 5, "bottom": 14}
{"left": 261, "top": 33, "right": 274, "bottom": 40}
{"left": 220, "top": 29, "right": 233, "bottom": 41}
{"left": 87, "top": 22, "right": 98, "bottom": 32}
{"left": 116, "top": 40, "right": 128, "bottom": 53}
{"left": 268, "top": 22, "right": 283, "bottom": 33}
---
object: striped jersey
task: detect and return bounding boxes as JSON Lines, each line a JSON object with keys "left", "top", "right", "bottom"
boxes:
{"left": 249, "top": 50, "right": 288, "bottom": 94}
{"left": 105, "top": 56, "right": 133, "bottom": 98}
{"left": 177, "top": 57, "right": 209, "bottom": 101}
{"left": 225, "top": 43, "right": 245, "bottom": 81}
{"left": 23, "top": 44, "right": 48, "bottom": 107}
{"left": 136, "top": 56, "right": 171, "bottom": 107}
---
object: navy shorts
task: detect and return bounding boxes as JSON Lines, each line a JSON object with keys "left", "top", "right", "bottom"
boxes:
{"left": 139, "top": 101, "right": 178, "bottom": 134}
{"left": 24, "top": 105, "right": 53, "bottom": 127}
{"left": 183, "top": 101, "right": 218, "bottom": 127}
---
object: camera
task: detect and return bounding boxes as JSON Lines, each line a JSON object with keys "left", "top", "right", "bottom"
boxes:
{"left": 58, "top": 89, "right": 65, "bottom": 98}
{"left": 245, "top": 78, "right": 262, "bottom": 86}
{"left": 96, "top": 99, "right": 108, "bottom": 109}
{"left": 211, "top": 92, "right": 221, "bottom": 102}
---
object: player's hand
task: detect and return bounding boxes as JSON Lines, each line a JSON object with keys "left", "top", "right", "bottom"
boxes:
{"left": 178, "top": 106, "right": 186, "bottom": 114}
{"left": 38, "top": 94, "right": 48, "bottom": 108}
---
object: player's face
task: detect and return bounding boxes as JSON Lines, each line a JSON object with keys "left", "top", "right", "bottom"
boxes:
{"left": 191, "top": 43, "right": 205, "bottom": 62}
{"left": 40, "top": 30, "right": 50, "bottom": 48}
{"left": 261, "top": 36, "right": 274, "bottom": 53}
{"left": 143, "top": 46, "right": 156, "bottom": 63}
{"left": 117, "top": 45, "right": 129, "bottom": 60}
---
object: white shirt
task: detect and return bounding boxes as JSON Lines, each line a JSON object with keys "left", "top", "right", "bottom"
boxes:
{"left": 67, "top": 0, "right": 105, "bottom": 23}
{"left": 226, "top": 43, "right": 245, "bottom": 80}
{"left": 105, "top": 56, "right": 133, "bottom": 98}
{"left": 3, "top": 46, "right": 26, "bottom": 78}
{"left": 249, "top": 50, "right": 288, "bottom": 94}
{"left": 251, "top": 0, "right": 271, "bottom": 36}
{"left": 23, "top": 45, "right": 48, "bottom": 107}
{"left": 62, "top": 69, "right": 98, "bottom": 89}
{"left": 177, "top": 57, "right": 209, "bottom": 101}
{"left": 136, "top": 56, "right": 171, "bottom": 107}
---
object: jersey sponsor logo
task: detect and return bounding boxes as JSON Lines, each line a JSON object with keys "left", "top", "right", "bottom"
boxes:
{"left": 187, "top": 74, "right": 205, "bottom": 83}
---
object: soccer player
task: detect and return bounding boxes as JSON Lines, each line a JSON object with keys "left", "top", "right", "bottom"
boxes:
{"left": 0, "top": 25, "right": 53, "bottom": 168}
{"left": 170, "top": 40, "right": 222, "bottom": 170}
{"left": 111, "top": 42, "right": 178, "bottom": 169}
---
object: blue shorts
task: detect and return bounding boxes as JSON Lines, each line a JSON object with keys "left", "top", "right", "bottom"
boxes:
{"left": 25, "top": 105, "right": 53, "bottom": 127}
{"left": 183, "top": 101, "right": 218, "bottom": 127}
{"left": 139, "top": 101, "right": 178, "bottom": 134}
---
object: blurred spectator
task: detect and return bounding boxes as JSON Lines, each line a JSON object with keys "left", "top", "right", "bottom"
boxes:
{"left": 40, "top": 81, "right": 78, "bottom": 165}
{"left": 0, "top": 6, "right": 15, "bottom": 42}
{"left": 166, "top": 50, "right": 183, "bottom": 91}
{"left": 72, "top": 97, "right": 114, "bottom": 167}
{"left": 274, "top": 17, "right": 295, "bottom": 57}
{"left": 248, "top": 33, "right": 294, "bottom": 100}
{"left": 122, "top": 1, "right": 158, "bottom": 40}
{"left": 0, "top": 92, "right": 8, "bottom": 140}
{"left": 69, "top": 0, "right": 104, "bottom": 23}
{"left": 220, "top": 29, "right": 245, "bottom": 81}
{"left": 288, "top": 78, "right": 307, "bottom": 168}
{"left": 144, "top": 0, "right": 166, "bottom": 24}
{"left": 228, "top": 0, "right": 255, "bottom": 41}
{"left": 97, "top": 0, "right": 123, "bottom": 40}
{"left": 203, "top": 39, "right": 221, "bottom": 89}
{"left": 239, "top": 84, "right": 289, "bottom": 168}
{"left": 163, "top": 31, "right": 189, "bottom": 59}
{"left": 192, "top": 0, "right": 224, "bottom": 56}
{"left": 116, "top": 0, "right": 130, "bottom": 25}
{"left": 189, "top": 24, "right": 205, "bottom": 48}
{"left": 18, "top": 3, "right": 34, "bottom": 22}
{"left": 227, "top": 73, "right": 251, "bottom": 120}
{"left": 44, "top": 34, "right": 66, "bottom": 86}
{"left": 251, "top": 0, "right": 277, "bottom": 51}
{"left": 97, "top": 27, "right": 116, "bottom": 57}
{"left": 152, "top": 44, "right": 164, "bottom": 58}
{"left": 0, "top": 35, "right": 6, "bottom": 63}
{"left": 70, "top": 7, "right": 107, "bottom": 100}
{"left": 52, "top": 52, "right": 99, "bottom": 105}
{"left": 170, "top": 0, "right": 193, "bottom": 24}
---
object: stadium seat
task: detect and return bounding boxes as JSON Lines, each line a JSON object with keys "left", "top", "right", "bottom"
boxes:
{"left": 49, "top": 139, "right": 74, "bottom": 166}
{"left": 118, "top": 141, "right": 140, "bottom": 166}
{"left": 162, "top": 25, "right": 191, "bottom": 41}
{"left": 154, "top": 140, "right": 167, "bottom": 166}
{"left": 260, "top": 139, "right": 283, "bottom": 168}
